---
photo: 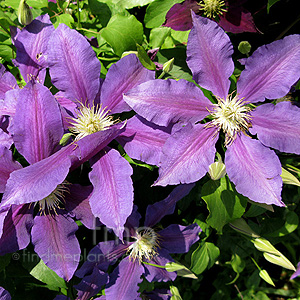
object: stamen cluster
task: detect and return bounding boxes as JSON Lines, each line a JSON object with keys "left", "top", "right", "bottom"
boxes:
{"left": 128, "top": 228, "right": 160, "bottom": 262}
{"left": 199, "top": 0, "right": 227, "bottom": 19}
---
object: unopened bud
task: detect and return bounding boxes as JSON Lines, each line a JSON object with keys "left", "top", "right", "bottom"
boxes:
{"left": 238, "top": 41, "right": 251, "bottom": 55}
{"left": 208, "top": 161, "right": 226, "bottom": 180}
{"left": 18, "top": 0, "right": 33, "bottom": 25}
{"left": 163, "top": 58, "right": 174, "bottom": 73}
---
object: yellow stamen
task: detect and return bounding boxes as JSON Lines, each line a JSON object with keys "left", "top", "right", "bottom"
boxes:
{"left": 199, "top": 0, "right": 227, "bottom": 19}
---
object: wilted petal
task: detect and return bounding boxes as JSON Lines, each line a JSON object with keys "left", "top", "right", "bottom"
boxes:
{"left": 47, "top": 24, "right": 101, "bottom": 104}
{"left": 225, "top": 134, "right": 284, "bottom": 206}
{"left": 65, "top": 184, "right": 98, "bottom": 230}
{"left": 100, "top": 54, "right": 155, "bottom": 114}
{"left": 0, "top": 204, "right": 33, "bottom": 255}
{"left": 75, "top": 267, "right": 107, "bottom": 300}
{"left": 187, "top": 13, "right": 234, "bottom": 99}
{"left": 250, "top": 102, "right": 300, "bottom": 155}
{"left": 144, "top": 249, "right": 176, "bottom": 282}
{"left": 124, "top": 79, "right": 213, "bottom": 127}
{"left": 31, "top": 212, "right": 80, "bottom": 281}
{"left": 13, "top": 82, "right": 63, "bottom": 164}
{"left": 154, "top": 123, "right": 217, "bottom": 186}
{"left": 0, "top": 146, "right": 22, "bottom": 193}
{"left": 0, "top": 64, "right": 18, "bottom": 99}
{"left": 116, "top": 115, "right": 172, "bottom": 166}
{"left": 163, "top": 0, "right": 199, "bottom": 31}
{"left": 159, "top": 223, "right": 201, "bottom": 253}
{"left": 13, "top": 14, "right": 54, "bottom": 83}
{"left": 105, "top": 257, "right": 144, "bottom": 300}
{"left": 237, "top": 35, "right": 300, "bottom": 103}
{"left": 145, "top": 184, "right": 195, "bottom": 228}
{"left": 89, "top": 148, "right": 133, "bottom": 240}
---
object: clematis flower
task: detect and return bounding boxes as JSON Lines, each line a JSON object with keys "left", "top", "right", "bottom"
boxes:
{"left": 0, "top": 287, "right": 11, "bottom": 300}
{"left": 163, "top": 0, "right": 260, "bottom": 33}
{"left": 124, "top": 14, "right": 300, "bottom": 207}
{"left": 76, "top": 184, "right": 200, "bottom": 300}
{"left": 46, "top": 23, "right": 160, "bottom": 239}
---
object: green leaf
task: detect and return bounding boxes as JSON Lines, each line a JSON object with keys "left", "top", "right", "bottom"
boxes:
{"left": 144, "top": 0, "right": 184, "bottom": 28}
{"left": 170, "top": 286, "right": 183, "bottom": 300}
{"left": 191, "top": 242, "right": 220, "bottom": 275}
{"left": 267, "top": 0, "right": 280, "bottom": 13}
{"left": 229, "top": 218, "right": 260, "bottom": 238}
{"left": 118, "top": 0, "right": 155, "bottom": 9}
{"left": 30, "top": 260, "right": 67, "bottom": 290}
{"left": 149, "top": 27, "right": 171, "bottom": 49}
{"left": 230, "top": 253, "right": 245, "bottom": 274}
{"left": 101, "top": 14, "right": 143, "bottom": 56}
{"left": 4, "top": 0, "right": 20, "bottom": 10}
{"left": 27, "top": 0, "right": 48, "bottom": 8}
{"left": 165, "top": 262, "right": 197, "bottom": 279}
{"left": 88, "top": 0, "right": 111, "bottom": 27}
{"left": 0, "top": 10, "right": 16, "bottom": 34}
{"left": 0, "top": 44, "right": 14, "bottom": 61}
{"left": 201, "top": 177, "right": 248, "bottom": 233}
{"left": 281, "top": 167, "right": 300, "bottom": 187}
{"left": 53, "top": 14, "right": 74, "bottom": 28}
{"left": 259, "top": 270, "right": 275, "bottom": 287}
{"left": 136, "top": 44, "right": 156, "bottom": 71}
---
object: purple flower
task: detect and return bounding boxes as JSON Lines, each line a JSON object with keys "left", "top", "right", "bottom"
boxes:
{"left": 124, "top": 14, "right": 300, "bottom": 207}
{"left": 163, "top": 0, "right": 260, "bottom": 33}
{"left": 0, "top": 287, "right": 11, "bottom": 300}
{"left": 76, "top": 184, "right": 200, "bottom": 300}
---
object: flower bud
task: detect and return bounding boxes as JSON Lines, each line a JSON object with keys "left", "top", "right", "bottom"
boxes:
{"left": 208, "top": 161, "right": 226, "bottom": 180}
{"left": 163, "top": 57, "right": 174, "bottom": 74}
{"left": 18, "top": 0, "right": 33, "bottom": 26}
{"left": 238, "top": 41, "right": 251, "bottom": 55}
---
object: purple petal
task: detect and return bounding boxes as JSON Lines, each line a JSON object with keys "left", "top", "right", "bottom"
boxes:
{"left": 124, "top": 79, "right": 213, "bottom": 127}
{"left": 13, "top": 82, "right": 63, "bottom": 164}
{"left": 0, "top": 287, "right": 11, "bottom": 300}
{"left": 159, "top": 223, "right": 201, "bottom": 253}
{"left": 105, "top": 257, "right": 144, "bottom": 300}
{"left": 225, "top": 134, "right": 284, "bottom": 206}
{"left": 218, "top": 7, "right": 259, "bottom": 33}
{"left": 47, "top": 23, "right": 101, "bottom": 104}
{"left": 0, "top": 130, "right": 13, "bottom": 149}
{"left": 0, "top": 89, "right": 19, "bottom": 118}
{"left": 154, "top": 123, "right": 217, "bottom": 186}
{"left": 65, "top": 184, "right": 98, "bottom": 230}
{"left": 237, "top": 35, "right": 300, "bottom": 103}
{"left": 187, "top": 13, "right": 234, "bottom": 99}
{"left": 31, "top": 212, "right": 80, "bottom": 281}
{"left": 116, "top": 115, "right": 172, "bottom": 166}
{"left": 89, "top": 147, "right": 133, "bottom": 240}
{"left": 163, "top": 0, "right": 199, "bottom": 31}
{"left": 76, "top": 241, "right": 129, "bottom": 277}
{"left": 13, "top": 14, "right": 54, "bottom": 83}
{"left": 0, "top": 64, "right": 18, "bottom": 99}
{"left": 124, "top": 205, "right": 141, "bottom": 236}
{"left": 144, "top": 249, "right": 176, "bottom": 282}
{"left": 291, "top": 262, "right": 300, "bottom": 279}
{"left": 250, "top": 102, "right": 300, "bottom": 155}
{"left": 75, "top": 267, "right": 107, "bottom": 300}
{"left": 100, "top": 54, "right": 155, "bottom": 114}
{"left": 144, "top": 184, "right": 195, "bottom": 228}
{"left": 0, "top": 146, "right": 22, "bottom": 193}
{"left": 143, "top": 289, "right": 172, "bottom": 300}
{"left": 0, "top": 204, "right": 33, "bottom": 255}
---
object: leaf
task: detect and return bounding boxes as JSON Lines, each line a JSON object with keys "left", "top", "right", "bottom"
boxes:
{"left": 259, "top": 270, "right": 275, "bottom": 287}
{"left": 144, "top": 0, "right": 184, "bottom": 28}
{"left": 30, "top": 260, "right": 67, "bottom": 290}
{"left": 0, "top": 44, "right": 14, "bottom": 61}
{"left": 201, "top": 177, "right": 248, "bottom": 233}
{"left": 27, "top": 0, "right": 48, "bottom": 8}
{"left": 267, "top": 0, "right": 281, "bottom": 13}
{"left": 229, "top": 218, "right": 260, "bottom": 238}
{"left": 165, "top": 262, "right": 197, "bottom": 279}
{"left": 170, "top": 286, "right": 183, "bottom": 300}
{"left": 136, "top": 44, "right": 156, "bottom": 71}
{"left": 191, "top": 242, "right": 220, "bottom": 275}
{"left": 101, "top": 14, "right": 143, "bottom": 56}
{"left": 281, "top": 167, "right": 300, "bottom": 187}
{"left": 118, "top": 0, "right": 155, "bottom": 9}
{"left": 0, "top": 10, "right": 16, "bottom": 34}
{"left": 53, "top": 14, "right": 74, "bottom": 28}
{"left": 149, "top": 27, "right": 171, "bottom": 48}
{"left": 231, "top": 253, "right": 245, "bottom": 274}
{"left": 3, "top": 0, "right": 20, "bottom": 10}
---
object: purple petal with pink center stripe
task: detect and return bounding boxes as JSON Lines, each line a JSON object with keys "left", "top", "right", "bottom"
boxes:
{"left": 225, "top": 134, "right": 284, "bottom": 206}
{"left": 47, "top": 23, "right": 101, "bottom": 104}
{"left": 89, "top": 147, "right": 133, "bottom": 240}
{"left": 250, "top": 102, "right": 300, "bottom": 155}
{"left": 13, "top": 14, "right": 54, "bottom": 83}
{"left": 0, "top": 204, "right": 33, "bottom": 255}
{"left": 116, "top": 115, "right": 172, "bottom": 166}
{"left": 105, "top": 257, "right": 144, "bottom": 300}
{"left": 158, "top": 223, "right": 201, "bottom": 253}
{"left": 187, "top": 13, "right": 234, "bottom": 99}
{"left": 124, "top": 79, "right": 213, "bottom": 127}
{"left": 13, "top": 82, "right": 63, "bottom": 164}
{"left": 237, "top": 35, "right": 300, "bottom": 103}
{"left": 100, "top": 54, "right": 155, "bottom": 114}
{"left": 31, "top": 211, "right": 80, "bottom": 281}
{"left": 144, "top": 184, "right": 195, "bottom": 228}
{"left": 154, "top": 123, "right": 218, "bottom": 186}
{"left": 0, "top": 64, "right": 18, "bottom": 99}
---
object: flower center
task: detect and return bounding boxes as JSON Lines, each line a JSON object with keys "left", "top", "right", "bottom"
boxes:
{"left": 128, "top": 228, "right": 160, "bottom": 262}
{"left": 209, "top": 93, "right": 252, "bottom": 146}
{"left": 199, "top": 0, "right": 227, "bottom": 19}
{"left": 69, "top": 104, "right": 116, "bottom": 140}
{"left": 37, "top": 182, "right": 69, "bottom": 214}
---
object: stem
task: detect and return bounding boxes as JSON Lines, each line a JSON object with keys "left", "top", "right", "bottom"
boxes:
{"left": 143, "top": 261, "right": 165, "bottom": 269}
{"left": 157, "top": 71, "right": 166, "bottom": 79}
